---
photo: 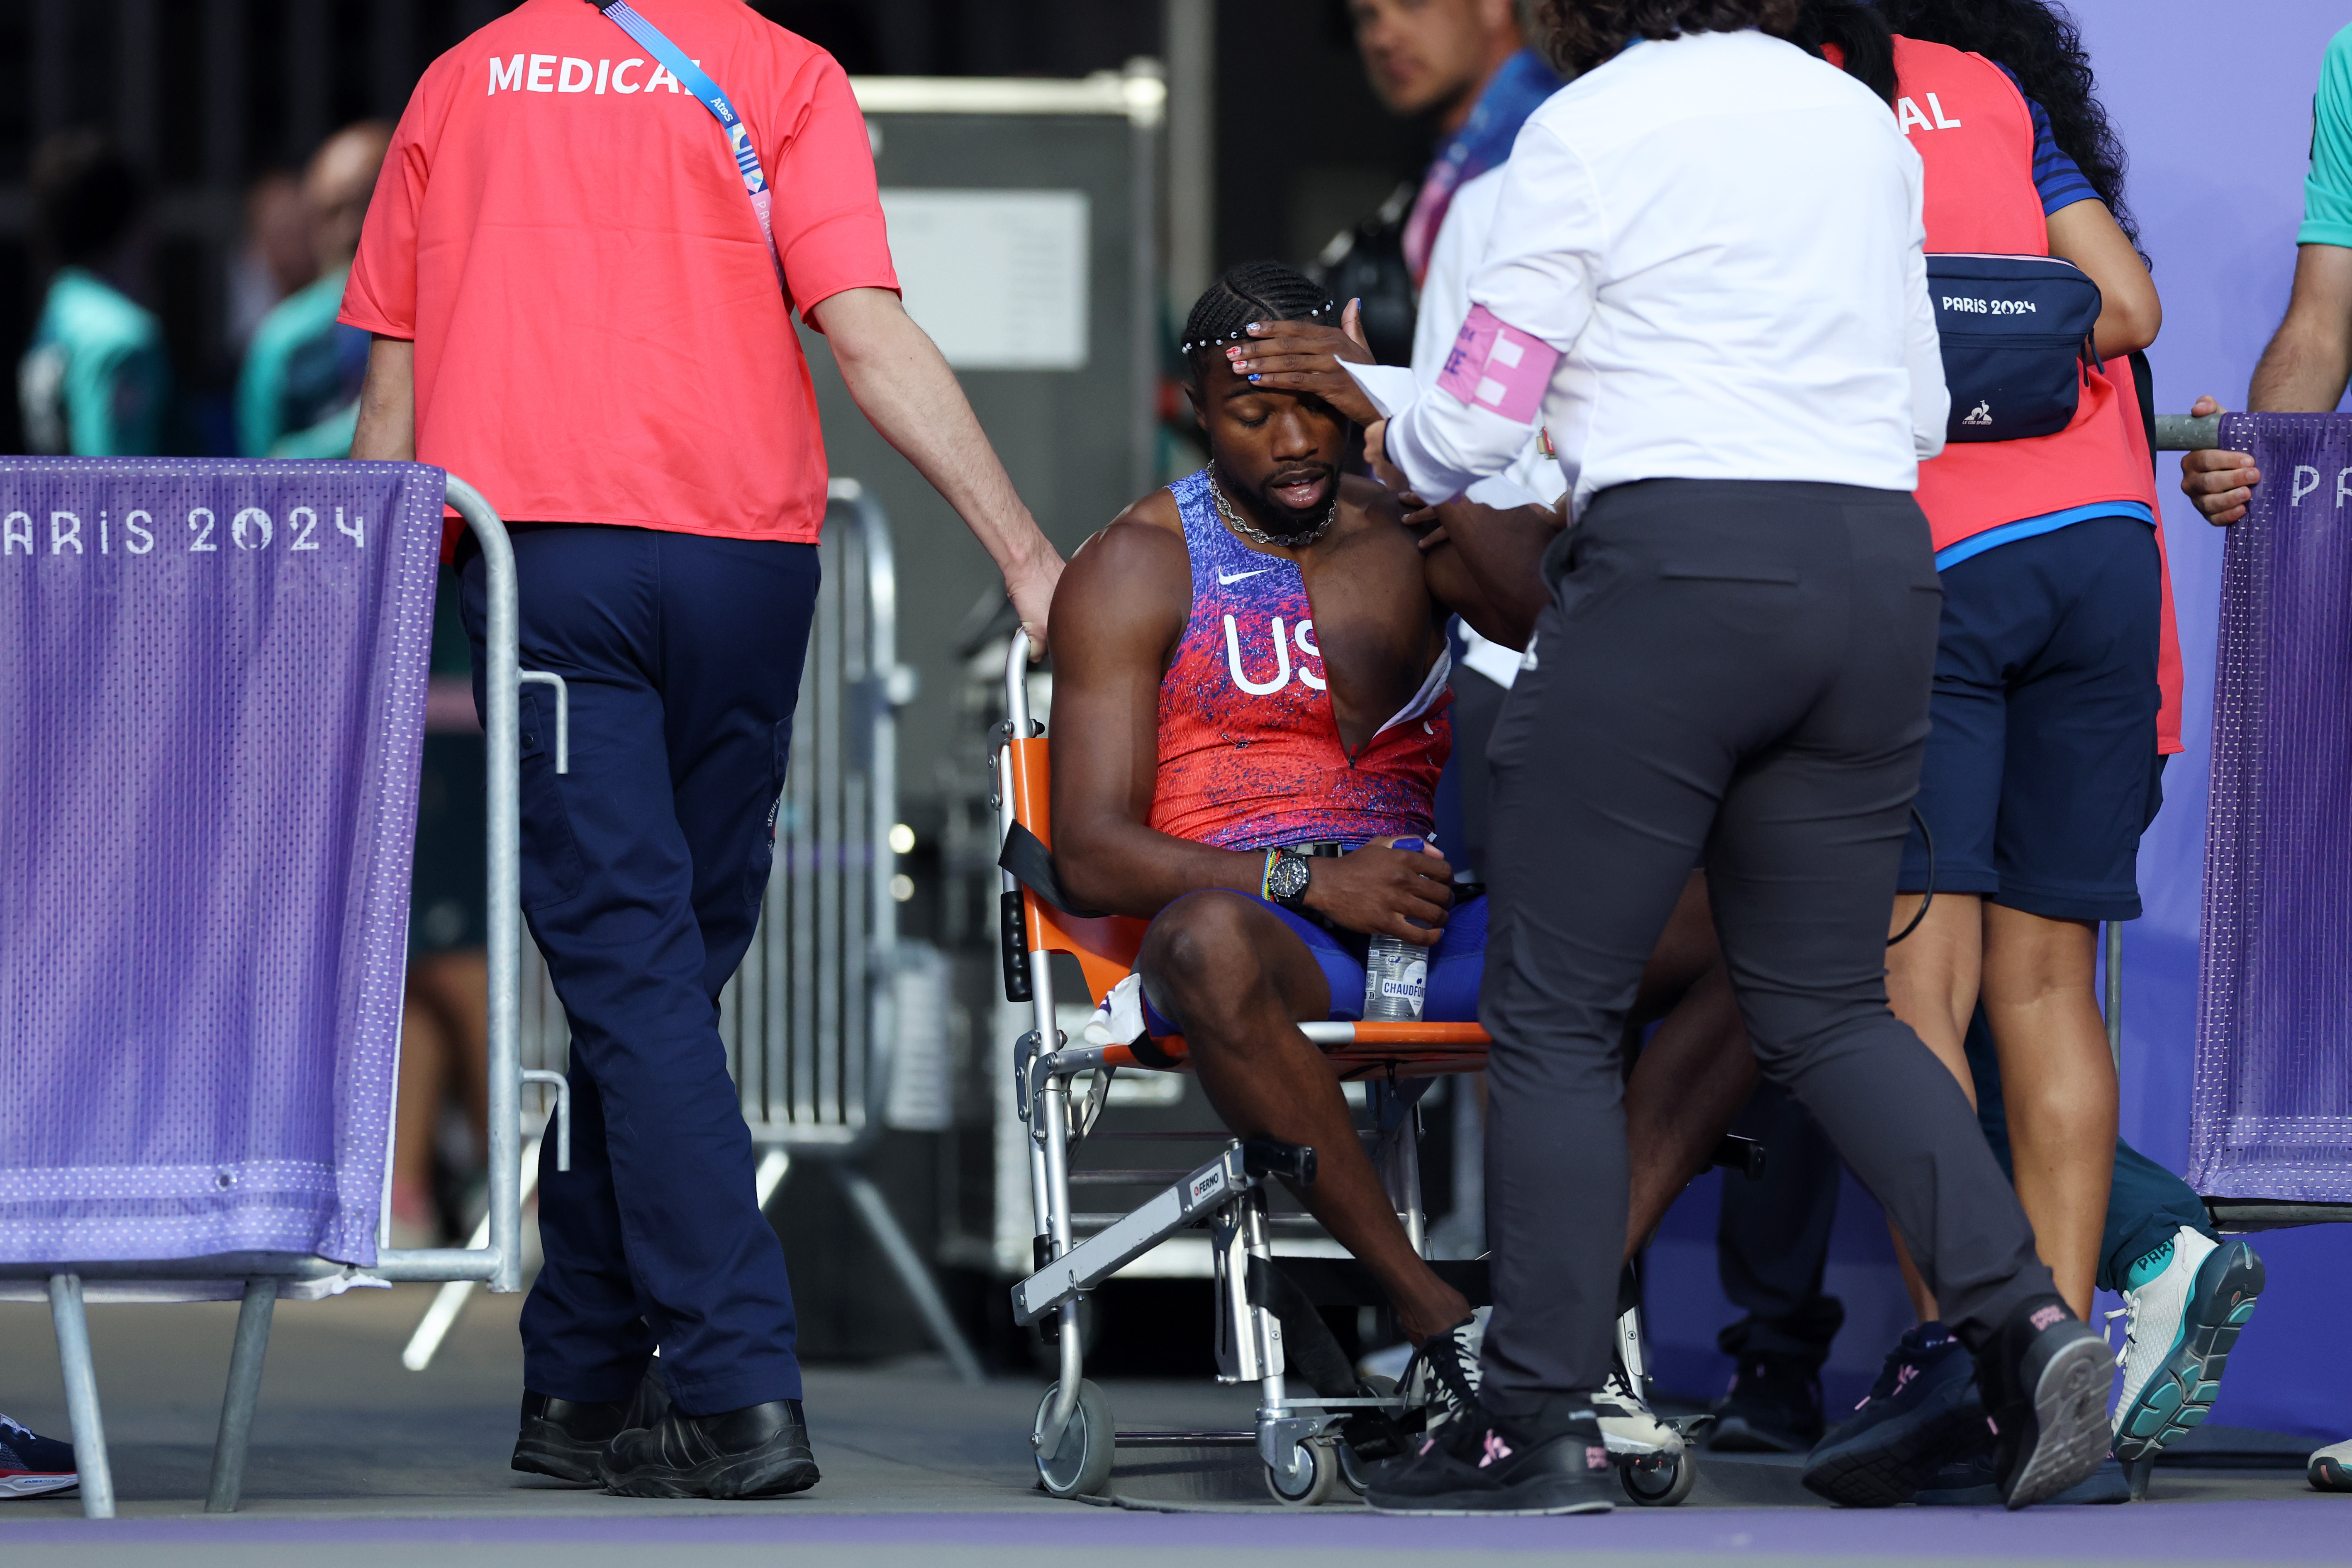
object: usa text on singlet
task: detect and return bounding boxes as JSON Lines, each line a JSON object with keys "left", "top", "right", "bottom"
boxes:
{"left": 1146, "top": 467, "right": 1452, "bottom": 852}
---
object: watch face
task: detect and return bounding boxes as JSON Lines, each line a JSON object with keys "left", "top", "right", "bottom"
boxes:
{"left": 1271, "top": 853, "right": 1311, "bottom": 902}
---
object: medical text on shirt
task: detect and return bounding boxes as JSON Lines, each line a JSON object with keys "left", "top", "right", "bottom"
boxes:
{"left": 487, "top": 54, "right": 701, "bottom": 97}
{"left": 1896, "top": 94, "right": 1964, "bottom": 135}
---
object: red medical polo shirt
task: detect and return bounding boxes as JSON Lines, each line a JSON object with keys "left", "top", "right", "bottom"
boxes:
{"left": 341, "top": 0, "right": 897, "bottom": 543}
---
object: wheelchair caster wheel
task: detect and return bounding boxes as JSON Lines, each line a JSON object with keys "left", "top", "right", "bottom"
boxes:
{"left": 1267, "top": 1436, "right": 1340, "bottom": 1506}
{"left": 1033, "top": 1379, "right": 1114, "bottom": 1498}
{"left": 1619, "top": 1448, "right": 1696, "bottom": 1507}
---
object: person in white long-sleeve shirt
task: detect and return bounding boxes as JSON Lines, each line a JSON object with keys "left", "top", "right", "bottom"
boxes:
{"left": 1238, "top": 5, "right": 2112, "bottom": 1518}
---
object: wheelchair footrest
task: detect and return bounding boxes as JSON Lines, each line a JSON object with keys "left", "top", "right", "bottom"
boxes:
{"left": 1013, "top": 1141, "right": 1260, "bottom": 1325}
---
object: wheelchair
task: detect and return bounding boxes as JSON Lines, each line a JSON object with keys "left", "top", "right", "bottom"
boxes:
{"left": 990, "top": 637, "right": 1709, "bottom": 1507}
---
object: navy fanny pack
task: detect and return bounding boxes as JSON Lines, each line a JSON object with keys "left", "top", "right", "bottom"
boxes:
{"left": 1925, "top": 253, "right": 2103, "bottom": 444}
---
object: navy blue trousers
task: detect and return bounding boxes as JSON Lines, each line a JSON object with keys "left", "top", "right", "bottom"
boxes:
{"left": 460, "top": 523, "right": 819, "bottom": 1416}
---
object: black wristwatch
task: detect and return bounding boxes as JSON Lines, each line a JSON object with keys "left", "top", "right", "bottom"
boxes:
{"left": 1264, "top": 846, "right": 1314, "bottom": 911}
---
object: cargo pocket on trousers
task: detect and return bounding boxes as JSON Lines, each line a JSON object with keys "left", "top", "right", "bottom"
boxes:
{"left": 517, "top": 687, "right": 585, "bottom": 912}
{"left": 743, "top": 719, "right": 790, "bottom": 912}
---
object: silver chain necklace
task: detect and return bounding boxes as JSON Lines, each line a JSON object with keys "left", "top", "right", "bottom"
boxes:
{"left": 1209, "top": 462, "right": 1337, "bottom": 550}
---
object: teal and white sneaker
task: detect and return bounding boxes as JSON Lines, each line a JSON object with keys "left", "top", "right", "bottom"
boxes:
{"left": 2108, "top": 1227, "right": 2264, "bottom": 1461}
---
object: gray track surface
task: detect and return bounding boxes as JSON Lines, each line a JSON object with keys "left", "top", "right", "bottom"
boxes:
{"left": 0, "top": 1288, "right": 2340, "bottom": 1565}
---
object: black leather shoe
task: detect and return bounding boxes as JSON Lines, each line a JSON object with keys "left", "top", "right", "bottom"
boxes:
{"left": 601, "top": 1398, "right": 819, "bottom": 1499}
{"left": 513, "top": 1372, "right": 671, "bottom": 1485}
{"left": 1977, "top": 1295, "right": 2111, "bottom": 1510}
{"left": 1365, "top": 1398, "right": 1616, "bottom": 1516}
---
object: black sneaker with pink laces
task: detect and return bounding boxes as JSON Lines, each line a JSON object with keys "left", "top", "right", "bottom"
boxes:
{"left": 1365, "top": 1395, "right": 1617, "bottom": 1516}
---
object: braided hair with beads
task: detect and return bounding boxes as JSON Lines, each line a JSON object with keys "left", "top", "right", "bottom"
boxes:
{"left": 1179, "top": 261, "right": 1337, "bottom": 382}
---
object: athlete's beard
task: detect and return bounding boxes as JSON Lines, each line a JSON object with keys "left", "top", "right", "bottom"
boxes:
{"left": 1236, "top": 461, "right": 1338, "bottom": 538}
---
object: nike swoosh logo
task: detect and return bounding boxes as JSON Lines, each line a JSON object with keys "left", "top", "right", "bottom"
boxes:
{"left": 1218, "top": 567, "right": 1273, "bottom": 585}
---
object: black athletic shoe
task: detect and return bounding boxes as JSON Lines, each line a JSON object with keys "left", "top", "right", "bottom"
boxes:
{"left": 512, "top": 1373, "right": 670, "bottom": 1486}
{"left": 1365, "top": 1399, "right": 1617, "bottom": 1516}
{"left": 1914, "top": 1450, "right": 2130, "bottom": 1506}
{"left": 1801, "top": 1324, "right": 1983, "bottom": 1507}
{"left": 601, "top": 1398, "right": 819, "bottom": 1500}
{"left": 1709, "top": 1353, "right": 1825, "bottom": 1453}
{"left": 1977, "top": 1295, "right": 2112, "bottom": 1510}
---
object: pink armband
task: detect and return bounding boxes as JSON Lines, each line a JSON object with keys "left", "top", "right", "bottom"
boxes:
{"left": 1436, "top": 305, "right": 1558, "bottom": 425}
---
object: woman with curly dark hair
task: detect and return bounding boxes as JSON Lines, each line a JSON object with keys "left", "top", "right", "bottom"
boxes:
{"left": 1878, "top": 0, "right": 2141, "bottom": 250}
{"left": 1789, "top": 0, "right": 2246, "bottom": 1513}
{"left": 1288, "top": 0, "right": 2111, "bottom": 1518}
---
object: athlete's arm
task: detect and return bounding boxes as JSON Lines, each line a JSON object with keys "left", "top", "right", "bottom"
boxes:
{"left": 1414, "top": 496, "right": 1564, "bottom": 650}
{"left": 1048, "top": 507, "right": 1453, "bottom": 942}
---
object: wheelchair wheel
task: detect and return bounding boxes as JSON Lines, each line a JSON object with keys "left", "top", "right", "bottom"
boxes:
{"left": 1033, "top": 1379, "right": 1115, "bottom": 1499}
{"left": 1267, "top": 1435, "right": 1340, "bottom": 1507}
{"left": 1337, "top": 1375, "right": 1399, "bottom": 1496}
{"left": 1619, "top": 1447, "right": 1697, "bottom": 1507}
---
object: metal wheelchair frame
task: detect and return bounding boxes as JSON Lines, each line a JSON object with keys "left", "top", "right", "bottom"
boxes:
{"left": 992, "top": 636, "right": 1695, "bottom": 1506}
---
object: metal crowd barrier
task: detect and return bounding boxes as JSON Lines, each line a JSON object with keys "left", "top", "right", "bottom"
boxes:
{"left": 402, "top": 479, "right": 982, "bottom": 1383}
{"left": 2, "top": 470, "right": 537, "bottom": 1519}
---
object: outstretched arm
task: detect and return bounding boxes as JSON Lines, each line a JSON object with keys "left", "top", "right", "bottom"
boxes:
{"left": 1048, "top": 512, "right": 1454, "bottom": 943}
{"left": 1415, "top": 496, "right": 1564, "bottom": 651}
{"left": 808, "top": 287, "right": 1065, "bottom": 650}
{"left": 2178, "top": 245, "right": 2352, "bottom": 526}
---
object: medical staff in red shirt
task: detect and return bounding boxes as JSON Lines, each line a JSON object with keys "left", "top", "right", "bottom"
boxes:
{"left": 345, "top": 0, "right": 1061, "bottom": 1499}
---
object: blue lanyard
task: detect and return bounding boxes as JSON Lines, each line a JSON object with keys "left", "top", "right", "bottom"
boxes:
{"left": 588, "top": 0, "right": 785, "bottom": 285}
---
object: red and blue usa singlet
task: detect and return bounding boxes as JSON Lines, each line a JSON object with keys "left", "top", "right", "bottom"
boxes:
{"left": 1146, "top": 468, "right": 1451, "bottom": 853}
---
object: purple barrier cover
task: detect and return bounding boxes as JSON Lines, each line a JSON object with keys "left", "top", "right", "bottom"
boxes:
{"left": 2191, "top": 415, "right": 2352, "bottom": 1202}
{"left": 0, "top": 460, "right": 444, "bottom": 1267}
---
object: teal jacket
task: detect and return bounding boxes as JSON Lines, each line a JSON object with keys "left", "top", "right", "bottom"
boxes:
{"left": 18, "top": 268, "right": 170, "bottom": 456}
{"left": 238, "top": 263, "right": 370, "bottom": 458}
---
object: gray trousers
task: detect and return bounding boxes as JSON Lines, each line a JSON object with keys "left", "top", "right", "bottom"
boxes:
{"left": 1478, "top": 478, "right": 2055, "bottom": 1404}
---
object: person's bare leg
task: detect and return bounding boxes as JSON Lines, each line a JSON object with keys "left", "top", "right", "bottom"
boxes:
{"left": 1979, "top": 905, "right": 2114, "bottom": 1319}
{"left": 393, "top": 988, "right": 451, "bottom": 1238}
{"left": 1623, "top": 876, "right": 1758, "bottom": 1256}
{"left": 415, "top": 949, "right": 493, "bottom": 1155}
{"left": 1140, "top": 891, "right": 1471, "bottom": 1344}
{"left": 1881, "top": 892, "right": 1985, "bottom": 1322}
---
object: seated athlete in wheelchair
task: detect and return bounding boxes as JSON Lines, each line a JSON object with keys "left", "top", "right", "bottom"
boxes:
{"left": 1041, "top": 262, "right": 1762, "bottom": 1468}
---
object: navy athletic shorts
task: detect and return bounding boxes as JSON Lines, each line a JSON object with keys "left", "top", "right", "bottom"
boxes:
{"left": 1898, "top": 514, "right": 2159, "bottom": 922}
{"left": 1141, "top": 890, "right": 1488, "bottom": 1033}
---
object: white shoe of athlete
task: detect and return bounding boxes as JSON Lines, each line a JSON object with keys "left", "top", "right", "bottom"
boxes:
{"left": 1596, "top": 1363, "right": 1683, "bottom": 1458}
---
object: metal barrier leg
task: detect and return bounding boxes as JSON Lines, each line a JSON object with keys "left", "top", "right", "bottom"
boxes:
{"left": 47, "top": 1273, "right": 114, "bottom": 1519}
{"left": 206, "top": 1278, "right": 278, "bottom": 1513}
{"left": 402, "top": 1136, "right": 544, "bottom": 1373}
{"left": 831, "top": 1163, "right": 986, "bottom": 1385}
{"left": 2104, "top": 919, "right": 2125, "bottom": 1076}
{"left": 754, "top": 1149, "right": 792, "bottom": 1209}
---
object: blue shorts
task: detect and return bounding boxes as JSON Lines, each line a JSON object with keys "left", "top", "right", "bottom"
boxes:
{"left": 1140, "top": 891, "right": 1489, "bottom": 1033}
{"left": 1898, "top": 515, "right": 2159, "bottom": 922}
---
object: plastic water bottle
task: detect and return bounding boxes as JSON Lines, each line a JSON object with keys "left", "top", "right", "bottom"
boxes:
{"left": 1362, "top": 837, "right": 1431, "bottom": 1022}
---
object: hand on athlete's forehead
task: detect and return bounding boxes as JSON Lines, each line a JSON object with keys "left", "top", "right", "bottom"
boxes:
{"left": 1221, "top": 303, "right": 1380, "bottom": 427}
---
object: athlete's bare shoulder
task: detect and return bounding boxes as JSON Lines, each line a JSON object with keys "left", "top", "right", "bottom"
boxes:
{"left": 1054, "top": 488, "right": 1192, "bottom": 663}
